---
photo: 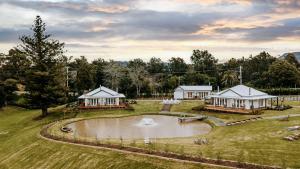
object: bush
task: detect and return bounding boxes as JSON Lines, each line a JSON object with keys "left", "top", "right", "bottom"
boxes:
{"left": 192, "top": 105, "right": 205, "bottom": 111}
{"left": 250, "top": 109, "right": 263, "bottom": 115}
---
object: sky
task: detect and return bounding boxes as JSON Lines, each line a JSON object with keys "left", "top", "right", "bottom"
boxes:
{"left": 0, "top": 0, "right": 299, "bottom": 63}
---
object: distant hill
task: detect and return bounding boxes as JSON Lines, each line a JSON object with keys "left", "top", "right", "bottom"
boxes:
{"left": 280, "top": 52, "right": 300, "bottom": 62}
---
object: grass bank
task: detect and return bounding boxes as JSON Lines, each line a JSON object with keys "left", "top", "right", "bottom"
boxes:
{"left": 0, "top": 102, "right": 218, "bottom": 169}
{"left": 2, "top": 100, "right": 300, "bottom": 168}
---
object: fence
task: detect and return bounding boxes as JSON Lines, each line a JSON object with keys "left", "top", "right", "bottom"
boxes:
{"left": 278, "top": 95, "right": 300, "bottom": 101}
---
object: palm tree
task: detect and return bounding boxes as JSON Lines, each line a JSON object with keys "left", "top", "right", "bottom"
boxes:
{"left": 221, "top": 70, "right": 239, "bottom": 87}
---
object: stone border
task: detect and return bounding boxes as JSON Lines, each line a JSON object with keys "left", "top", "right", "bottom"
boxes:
{"left": 40, "top": 122, "right": 280, "bottom": 169}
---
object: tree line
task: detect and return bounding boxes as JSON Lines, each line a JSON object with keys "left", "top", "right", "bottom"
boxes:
{"left": 1, "top": 16, "right": 300, "bottom": 116}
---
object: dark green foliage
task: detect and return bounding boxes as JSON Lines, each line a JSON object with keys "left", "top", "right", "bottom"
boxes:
{"left": 183, "top": 71, "right": 214, "bottom": 85}
{"left": 221, "top": 70, "right": 239, "bottom": 87}
{"left": 191, "top": 50, "right": 218, "bottom": 76}
{"left": 0, "top": 83, "right": 6, "bottom": 108}
{"left": 73, "top": 56, "right": 95, "bottom": 94}
{"left": 266, "top": 60, "right": 300, "bottom": 87}
{"left": 92, "top": 58, "right": 106, "bottom": 87}
{"left": 1, "top": 49, "right": 30, "bottom": 82}
{"left": 18, "top": 16, "right": 67, "bottom": 116}
{"left": 168, "top": 57, "right": 188, "bottom": 75}
{"left": 128, "top": 58, "right": 147, "bottom": 96}
{"left": 119, "top": 72, "right": 136, "bottom": 98}
{"left": 147, "top": 57, "right": 165, "bottom": 74}
{"left": 3, "top": 78, "right": 18, "bottom": 104}
{"left": 241, "top": 52, "right": 277, "bottom": 87}
{"left": 285, "top": 53, "right": 300, "bottom": 68}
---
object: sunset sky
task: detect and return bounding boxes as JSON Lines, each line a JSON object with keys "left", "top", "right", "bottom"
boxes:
{"left": 0, "top": 0, "right": 299, "bottom": 62}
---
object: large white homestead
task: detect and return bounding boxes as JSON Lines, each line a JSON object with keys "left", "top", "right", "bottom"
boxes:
{"left": 78, "top": 86, "right": 125, "bottom": 108}
{"left": 174, "top": 85, "right": 212, "bottom": 100}
{"left": 209, "top": 85, "right": 277, "bottom": 110}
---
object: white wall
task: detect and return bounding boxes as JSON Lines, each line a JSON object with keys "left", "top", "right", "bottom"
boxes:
{"left": 174, "top": 91, "right": 184, "bottom": 99}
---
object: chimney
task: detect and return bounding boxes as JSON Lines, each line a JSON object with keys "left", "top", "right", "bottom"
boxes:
{"left": 249, "top": 87, "right": 251, "bottom": 95}
{"left": 99, "top": 85, "right": 101, "bottom": 90}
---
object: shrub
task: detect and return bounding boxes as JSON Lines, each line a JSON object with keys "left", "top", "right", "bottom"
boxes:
{"left": 250, "top": 109, "right": 263, "bottom": 115}
{"left": 192, "top": 105, "right": 206, "bottom": 111}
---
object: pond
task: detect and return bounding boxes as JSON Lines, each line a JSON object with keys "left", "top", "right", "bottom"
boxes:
{"left": 67, "top": 115, "right": 212, "bottom": 139}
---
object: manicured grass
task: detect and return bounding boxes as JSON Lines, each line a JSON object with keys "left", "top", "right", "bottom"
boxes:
{"left": 0, "top": 105, "right": 217, "bottom": 169}
{"left": 171, "top": 100, "right": 203, "bottom": 113}
{"left": 2, "top": 100, "right": 300, "bottom": 169}
{"left": 284, "top": 101, "right": 300, "bottom": 106}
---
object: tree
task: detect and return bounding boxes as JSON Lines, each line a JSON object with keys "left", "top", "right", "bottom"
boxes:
{"left": 118, "top": 71, "right": 135, "bottom": 98}
{"left": 128, "top": 58, "right": 147, "bottom": 97}
{"left": 3, "top": 78, "right": 18, "bottom": 104}
{"left": 147, "top": 57, "right": 165, "bottom": 75}
{"left": 0, "top": 53, "right": 5, "bottom": 82}
{"left": 242, "top": 52, "right": 276, "bottom": 86}
{"left": 1, "top": 49, "right": 30, "bottom": 82}
{"left": 92, "top": 58, "right": 106, "bottom": 87}
{"left": 167, "top": 75, "right": 180, "bottom": 91}
{"left": 285, "top": 53, "right": 300, "bottom": 68}
{"left": 221, "top": 70, "right": 239, "bottom": 87}
{"left": 0, "top": 82, "right": 6, "bottom": 108}
{"left": 190, "top": 50, "right": 218, "bottom": 76}
{"left": 222, "top": 58, "right": 239, "bottom": 70}
{"left": 18, "top": 16, "right": 67, "bottom": 116}
{"left": 267, "top": 60, "right": 300, "bottom": 87}
{"left": 168, "top": 57, "right": 188, "bottom": 75}
{"left": 103, "top": 60, "right": 123, "bottom": 90}
{"left": 182, "top": 69, "right": 213, "bottom": 85}
{"left": 74, "top": 56, "right": 95, "bottom": 94}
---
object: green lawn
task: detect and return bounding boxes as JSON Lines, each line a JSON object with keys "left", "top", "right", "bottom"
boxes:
{"left": 170, "top": 100, "right": 203, "bottom": 113}
{"left": 283, "top": 101, "right": 300, "bottom": 106}
{"left": 0, "top": 103, "right": 219, "bottom": 169}
{"left": 2, "top": 100, "right": 300, "bottom": 169}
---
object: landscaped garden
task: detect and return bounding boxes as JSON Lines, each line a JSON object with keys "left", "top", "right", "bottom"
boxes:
{"left": 2, "top": 101, "right": 299, "bottom": 168}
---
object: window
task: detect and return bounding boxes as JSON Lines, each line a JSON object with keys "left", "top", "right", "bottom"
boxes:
{"left": 188, "top": 92, "right": 192, "bottom": 98}
{"left": 259, "top": 99, "right": 264, "bottom": 107}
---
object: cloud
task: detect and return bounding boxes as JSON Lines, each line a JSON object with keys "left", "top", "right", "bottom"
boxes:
{"left": 214, "top": 17, "right": 300, "bottom": 41}
{"left": 0, "top": 0, "right": 299, "bottom": 61}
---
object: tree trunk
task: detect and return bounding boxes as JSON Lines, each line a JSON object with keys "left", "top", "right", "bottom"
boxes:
{"left": 42, "top": 107, "right": 48, "bottom": 117}
{"left": 136, "top": 86, "right": 139, "bottom": 97}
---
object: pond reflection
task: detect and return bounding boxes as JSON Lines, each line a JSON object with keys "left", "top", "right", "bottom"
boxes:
{"left": 67, "top": 115, "right": 211, "bottom": 139}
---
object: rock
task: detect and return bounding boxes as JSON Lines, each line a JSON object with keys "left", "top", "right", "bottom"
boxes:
{"left": 283, "top": 136, "right": 294, "bottom": 141}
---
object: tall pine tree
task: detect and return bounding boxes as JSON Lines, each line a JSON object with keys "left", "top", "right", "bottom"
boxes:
{"left": 19, "top": 16, "right": 67, "bottom": 116}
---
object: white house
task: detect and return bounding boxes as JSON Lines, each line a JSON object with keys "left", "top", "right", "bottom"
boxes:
{"left": 209, "top": 85, "right": 277, "bottom": 110}
{"left": 174, "top": 85, "right": 212, "bottom": 100}
{"left": 78, "top": 86, "right": 125, "bottom": 108}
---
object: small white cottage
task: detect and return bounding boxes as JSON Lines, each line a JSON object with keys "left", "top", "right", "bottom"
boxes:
{"left": 78, "top": 86, "right": 125, "bottom": 108}
{"left": 174, "top": 85, "right": 212, "bottom": 100}
{"left": 209, "top": 85, "right": 277, "bottom": 110}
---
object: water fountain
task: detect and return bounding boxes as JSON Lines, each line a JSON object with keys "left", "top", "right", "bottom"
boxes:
{"left": 136, "top": 118, "right": 157, "bottom": 127}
